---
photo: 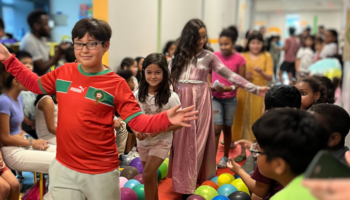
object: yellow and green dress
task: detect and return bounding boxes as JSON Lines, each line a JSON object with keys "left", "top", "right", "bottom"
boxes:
{"left": 232, "top": 52, "right": 273, "bottom": 142}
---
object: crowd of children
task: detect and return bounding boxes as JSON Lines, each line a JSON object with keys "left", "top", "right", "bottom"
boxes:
{"left": 0, "top": 8, "right": 348, "bottom": 200}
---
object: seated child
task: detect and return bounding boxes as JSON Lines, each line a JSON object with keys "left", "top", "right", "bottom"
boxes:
{"left": 228, "top": 84, "right": 301, "bottom": 200}
{"left": 115, "top": 69, "right": 135, "bottom": 155}
{"left": 0, "top": 150, "right": 19, "bottom": 200}
{"left": 253, "top": 109, "right": 329, "bottom": 200}
{"left": 309, "top": 103, "right": 350, "bottom": 164}
{"left": 17, "top": 51, "right": 37, "bottom": 138}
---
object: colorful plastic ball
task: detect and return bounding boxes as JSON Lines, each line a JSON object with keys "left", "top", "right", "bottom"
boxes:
{"left": 231, "top": 178, "right": 250, "bottom": 195}
{"left": 217, "top": 184, "right": 238, "bottom": 197}
{"left": 201, "top": 180, "right": 219, "bottom": 190}
{"left": 120, "top": 187, "right": 138, "bottom": 200}
{"left": 158, "top": 162, "right": 168, "bottom": 179}
{"left": 132, "top": 184, "right": 145, "bottom": 200}
{"left": 124, "top": 179, "right": 141, "bottom": 189}
{"left": 210, "top": 176, "right": 219, "bottom": 184}
{"left": 119, "top": 176, "right": 128, "bottom": 188}
{"left": 218, "top": 174, "right": 232, "bottom": 187}
{"left": 194, "top": 185, "right": 219, "bottom": 200}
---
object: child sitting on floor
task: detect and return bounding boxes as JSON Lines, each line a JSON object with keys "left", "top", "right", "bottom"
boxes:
{"left": 228, "top": 84, "right": 301, "bottom": 200}
{"left": 252, "top": 109, "right": 328, "bottom": 200}
{"left": 309, "top": 104, "right": 350, "bottom": 164}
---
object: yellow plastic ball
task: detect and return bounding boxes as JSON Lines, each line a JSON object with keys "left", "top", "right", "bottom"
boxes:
{"left": 231, "top": 178, "right": 250, "bottom": 195}
{"left": 217, "top": 174, "right": 232, "bottom": 187}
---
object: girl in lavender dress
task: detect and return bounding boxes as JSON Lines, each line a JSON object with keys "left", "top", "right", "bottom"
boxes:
{"left": 167, "top": 19, "right": 268, "bottom": 198}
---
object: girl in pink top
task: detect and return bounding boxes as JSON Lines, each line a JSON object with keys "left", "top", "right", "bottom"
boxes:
{"left": 207, "top": 26, "right": 246, "bottom": 168}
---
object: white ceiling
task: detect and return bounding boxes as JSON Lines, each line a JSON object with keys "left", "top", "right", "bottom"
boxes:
{"left": 255, "top": 0, "right": 343, "bottom": 12}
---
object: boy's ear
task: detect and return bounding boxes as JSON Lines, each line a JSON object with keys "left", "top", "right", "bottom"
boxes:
{"left": 103, "top": 41, "right": 110, "bottom": 52}
{"left": 328, "top": 132, "right": 342, "bottom": 147}
{"left": 272, "top": 157, "right": 287, "bottom": 176}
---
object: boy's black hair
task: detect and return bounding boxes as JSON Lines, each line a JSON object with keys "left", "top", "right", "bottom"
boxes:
{"left": 16, "top": 51, "right": 32, "bottom": 60}
{"left": 220, "top": 26, "right": 238, "bottom": 43}
{"left": 265, "top": 85, "right": 301, "bottom": 111}
{"left": 65, "top": 47, "right": 76, "bottom": 63}
{"left": 72, "top": 18, "right": 111, "bottom": 43}
{"left": 117, "top": 69, "right": 133, "bottom": 82}
{"left": 309, "top": 104, "right": 350, "bottom": 146}
{"left": 253, "top": 108, "right": 328, "bottom": 175}
{"left": 27, "top": 10, "right": 47, "bottom": 28}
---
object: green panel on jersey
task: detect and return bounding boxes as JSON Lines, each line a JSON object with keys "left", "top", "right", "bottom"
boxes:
{"left": 85, "top": 87, "right": 114, "bottom": 107}
{"left": 56, "top": 79, "right": 72, "bottom": 93}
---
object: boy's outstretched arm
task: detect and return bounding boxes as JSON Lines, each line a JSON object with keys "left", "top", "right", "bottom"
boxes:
{"left": 0, "top": 44, "right": 55, "bottom": 94}
{"left": 115, "top": 83, "right": 198, "bottom": 134}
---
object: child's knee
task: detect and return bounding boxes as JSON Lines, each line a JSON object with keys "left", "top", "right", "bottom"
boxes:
{"left": 8, "top": 178, "right": 20, "bottom": 192}
{"left": 142, "top": 171, "right": 156, "bottom": 183}
{"left": 0, "top": 181, "right": 10, "bottom": 197}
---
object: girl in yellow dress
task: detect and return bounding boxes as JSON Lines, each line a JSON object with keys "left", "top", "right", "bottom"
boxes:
{"left": 232, "top": 31, "right": 273, "bottom": 162}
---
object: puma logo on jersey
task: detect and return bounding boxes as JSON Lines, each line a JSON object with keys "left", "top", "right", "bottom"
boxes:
{"left": 70, "top": 86, "right": 87, "bottom": 93}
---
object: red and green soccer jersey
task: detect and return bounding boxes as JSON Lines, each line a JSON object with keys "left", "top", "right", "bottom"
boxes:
{"left": 3, "top": 55, "right": 172, "bottom": 174}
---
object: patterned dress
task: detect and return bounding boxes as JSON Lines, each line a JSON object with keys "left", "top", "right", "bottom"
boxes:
{"left": 168, "top": 49, "right": 260, "bottom": 194}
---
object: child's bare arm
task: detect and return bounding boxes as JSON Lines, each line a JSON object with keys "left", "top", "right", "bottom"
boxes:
{"left": 228, "top": 158, "right": 271, "bottom": 197}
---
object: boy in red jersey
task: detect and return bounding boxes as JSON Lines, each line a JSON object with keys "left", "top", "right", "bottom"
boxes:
{"left": 0, "top": 18, "right": 198, "bottom": 200}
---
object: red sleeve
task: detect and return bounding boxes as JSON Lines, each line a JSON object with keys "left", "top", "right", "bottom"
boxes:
{"left": 128, "top": 112, "right": 172, "bottom": 133}
{"left": 2, "top": 54, "right": 42, "bottom": 94}
{"left": 2, "top": 54, "right": 57, "bottom": 94}
{"left": 114, "top": 79, "right": 172, "bottom": 133}
{"left": 251, "top": 165, "right": 273, "bottom": 185}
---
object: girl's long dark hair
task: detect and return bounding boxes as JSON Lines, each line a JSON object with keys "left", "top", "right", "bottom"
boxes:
{"left": 170, "top": 19, "right": 207, "bottom": 83}
{"left": 138, "top": 53, "right": 171, "bottom": 109}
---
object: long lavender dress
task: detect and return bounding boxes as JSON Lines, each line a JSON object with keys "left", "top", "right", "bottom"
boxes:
{"left": 168, "top": 50, "right": 259, "bottom": 194}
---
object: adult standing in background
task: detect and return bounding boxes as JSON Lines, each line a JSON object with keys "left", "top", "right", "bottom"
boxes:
{"left": 279, "top": 27, "right": 300, "bottom": 84}
{"left": 20, "top": 10, "right": 69, "bottom": 76}
{"left": 260, "top": 26, "right": 270, "bottom": 51}
{"left": 319, "top": 29, "right": 338, "bottom": 59}
{"left": 318, "top": 25, "right": 326, "bottom": 39}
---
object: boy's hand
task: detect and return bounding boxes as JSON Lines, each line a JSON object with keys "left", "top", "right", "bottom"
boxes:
{"left": 0, "top": 43, "right": 12, "bottom": 61}
{"left": 227, "top": 158, "right": 243, "bottom": 174}
{"left": 135, "top": 132, "right": 147, "bottom": 141}
{"left": 114, "top": 118, "right": 122, "bottom": 130}
{"left": 167, "top": 105, "right": 198, "bottom": 128}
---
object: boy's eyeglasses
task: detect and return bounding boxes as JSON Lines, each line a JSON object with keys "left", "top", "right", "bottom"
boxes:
{"left": 250, "top": 143, "right": 266, "bottom": 158}
{"left": 73, "top": 41, "right": 104, "bottom": 50}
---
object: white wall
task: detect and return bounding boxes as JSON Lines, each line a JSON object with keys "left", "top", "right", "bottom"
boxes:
{"left": 50, "top": 0, "right": 92, "bottom": 42}
{"left": 161, "top": 0, "right": 202, "bottom": 54}
{"left": 204, "top": 0, "right": 237, "bottom": 51}
{"left": 254, "top": 11, "right": 342, "bottom": 43}
{"left": 108, "top": 0, "right": 158, "bottom": 72}
{"left": 108, "top": 0, "right": 239, "bottom": 70}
